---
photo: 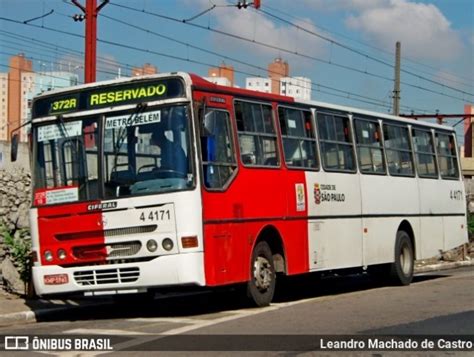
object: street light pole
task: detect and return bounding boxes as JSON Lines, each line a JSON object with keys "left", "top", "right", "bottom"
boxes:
{"left": 72, "top": 0, "right": 109, "bottom": 83}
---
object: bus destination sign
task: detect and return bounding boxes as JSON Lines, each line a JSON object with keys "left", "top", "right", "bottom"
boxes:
{"left": 32, "top": 78, "right": 185, "bottom": 118}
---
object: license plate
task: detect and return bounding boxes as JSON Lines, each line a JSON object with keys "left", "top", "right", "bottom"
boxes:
{"left": 44, "top": 274, "right": 69, "bottom": 285}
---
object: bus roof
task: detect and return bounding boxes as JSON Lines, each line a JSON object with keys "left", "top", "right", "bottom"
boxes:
{"left": 33, "top": 71, "right": 455, "bottom": 133}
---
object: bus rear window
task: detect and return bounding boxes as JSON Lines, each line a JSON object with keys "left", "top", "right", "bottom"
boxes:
{"left": 436, "top": 132, "right": 459, "bottom": 179}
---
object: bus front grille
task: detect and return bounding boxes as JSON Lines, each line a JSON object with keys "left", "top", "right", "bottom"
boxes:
{"left": 73, "top": 267, "right": 140, "bottom": 286}
{"left": 56, "top": 225, "right": 157, "bottom": 241}
{"left": 107, "top": 242, "right": 142, "bottom": 258}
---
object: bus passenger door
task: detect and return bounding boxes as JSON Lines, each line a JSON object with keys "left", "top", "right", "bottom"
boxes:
{"left": 198, "top": 103, "right": 244, "bottom": 285}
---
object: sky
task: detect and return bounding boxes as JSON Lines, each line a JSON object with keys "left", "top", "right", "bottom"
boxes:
{"left": 0, "top": 0, "right": 473, "bottom": 140}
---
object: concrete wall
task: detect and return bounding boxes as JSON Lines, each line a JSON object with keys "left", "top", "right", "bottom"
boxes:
{"left": 0, "top": 141, "right": 30, "bottom": 171}
{"left": 0, "top": 141, "right": 32, "bottom": 232}
{"left": 0, "top": 141, "right": 32, "bottom": 293}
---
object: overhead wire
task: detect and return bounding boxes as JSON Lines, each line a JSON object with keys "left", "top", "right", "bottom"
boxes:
{"left": 257, "top": 6, "right": 474, "bottom": 98}
{"left": 99, "top": 12, "right": 430, "bottom": 113}
{"left": 0, "top": 63, "right": 78, "bottom": 89}
{"left": 107, "top": 2, "right": 472, "bottom": 103}
{"left": 0, "top": 29, "right": 127, "bottom": 71}
{"left": 0, "top": 14, "right": 409, "bottom": 112}
{"left": 262, "top": 3, "right": 474, "bottom": 88}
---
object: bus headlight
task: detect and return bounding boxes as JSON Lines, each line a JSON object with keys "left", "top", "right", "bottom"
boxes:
{"left": 146, "top": 239, "right": 158, "bottom": 252}
{"left": 44, "top": 250, "right": 53, "bottom": 262}
{"left": 162, "top": 238, "right": 174, "bottom": 251}
{"left": 57, "top": 249, "right": 67, "bottom": 260}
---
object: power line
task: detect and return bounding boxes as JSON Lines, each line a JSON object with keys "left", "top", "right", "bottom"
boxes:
{"left": 0, "top": 39, "right": 122, "bottom": 79}
{"left": 0, "top": 28, "right": 136, "bottom": 71}
{"left": 0, "top": 14, "right": 431, "bottom": 113}
{"left": 261, "top": 3, "right": 474, "bottom": 88}
{"left": 0, "top": 63, "right": 77, "bottom": 89}
{"left": 100, "top": 12, "right": 430, "bottom": 113}
{"left": 0, "top": 50, "right": 121, "bottom": 80}
{"left": 258, "top": 7, "right": 474, "bottom": 98}
{"left": 108, "top": 2, "right": 473, "bottom": 103}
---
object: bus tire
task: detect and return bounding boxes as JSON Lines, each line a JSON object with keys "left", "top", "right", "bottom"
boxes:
{"left": 247, "top": 241, "right": 276, "bottom": 307}
{"left": 389, "top": 230, "right": 414, "bottom": 285}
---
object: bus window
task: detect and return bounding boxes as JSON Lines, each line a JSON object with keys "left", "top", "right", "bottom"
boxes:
{"left": 33, "top": 118, "right": 99, "bottom": 204}
{"left": 235, "top": 101, "right": 279, "bottom": 167}
{"left": 412, "top": 128, "right": 438, "bottom": 178}
{"left": 200, "top": 109, "right": 237, "bottom": 189}
{"left": 383, "top": 123, "right": 414, "bottom": 176}
{"left": 278, "top": 107, "right": 318, "bottom": 169}
{"left": 317, "top": 112, "right": 355, "bottom": 172}
{"left": 354, "top": 118, "right": 385, "bottom": 174}
{"left": 436, "top": 132, "right": 459, "bottom": 179}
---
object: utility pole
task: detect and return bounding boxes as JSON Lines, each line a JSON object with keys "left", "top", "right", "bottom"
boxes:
{"left": 237, "top": 0, "right": 261, "bottom": 9}
{"left": 72, "top": 0, "right": 109, "bottom": 83}
{"left": 393, "top": 41, "right": 401, "bottom": 116}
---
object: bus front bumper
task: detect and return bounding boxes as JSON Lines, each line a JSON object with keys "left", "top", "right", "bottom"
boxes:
{"left": 32, "top": 252, "right": 205, "bottom": 296}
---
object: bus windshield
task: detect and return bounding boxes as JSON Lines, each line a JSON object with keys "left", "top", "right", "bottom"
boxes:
{"left": 104, "top": 104, "right": 192, "bottom": 197}
{"left": 32, "top": 104, "right": 193, "bottom": 206}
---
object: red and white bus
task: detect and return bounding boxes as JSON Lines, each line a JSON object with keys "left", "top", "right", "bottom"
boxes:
{"left": 15, "top": 72, "right": 467, "bottom": 306}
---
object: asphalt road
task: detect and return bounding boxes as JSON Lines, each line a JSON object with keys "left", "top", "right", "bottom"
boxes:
{"left": 0, "top": 267, "right": 472, "bottom": 354}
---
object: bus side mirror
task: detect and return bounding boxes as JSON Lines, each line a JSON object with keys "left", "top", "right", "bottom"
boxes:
{"left": 10, "top": 133, "right": 19, "bottom": 162}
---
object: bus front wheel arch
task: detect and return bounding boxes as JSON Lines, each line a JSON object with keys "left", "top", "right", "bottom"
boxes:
{"left": 255, "top": 226, "right": 286, "bottom": 274}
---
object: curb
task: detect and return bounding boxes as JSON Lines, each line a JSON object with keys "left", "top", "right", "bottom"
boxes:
{"left": 414, "top": 259, "right": 474, "bottom": 273}
{"left": 0, "top": 301, "right": 114, "bottom": 327}
{"left": 0, "top": 261, "right": 472, "bottom": 327}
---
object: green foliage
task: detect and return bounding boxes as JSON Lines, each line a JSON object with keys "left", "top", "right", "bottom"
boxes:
{"left": 0, "top": 224, "right": 32, "bottom": 284}
{"left": 468, "top": 214, "right": 474, "bottom": 236}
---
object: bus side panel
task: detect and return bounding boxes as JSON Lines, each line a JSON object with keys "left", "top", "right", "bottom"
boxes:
{"left": 439, "top": 179, "right": 468, "bottom": 252}
{"left": 361, "top": 175, "right": 420, "bottom": 264}
{"left": 202, "top": 170, "right": 309, "bottom": 285}
{"left": 283, "top": 169, "right": 310, "bottom": 275}
{"left": 418, "top": 178, "right": 445, "bottom": 259}
{"left": 202, "top": 169, "right": 287, "bottom": 286}
{"left": 306, "top": 171, "right": 363, "bottom": 270}
{"left": 443, "top": 216, "right": 468, "bottom": 251}
{"left": 203, "top": 222, "right": 240, "bottom": 286}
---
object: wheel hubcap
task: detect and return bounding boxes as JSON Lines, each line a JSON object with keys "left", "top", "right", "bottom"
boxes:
{"left": 400, "top": 244, "right": 412, "bottom": 275}
{"left": 253, "top": 256, "right": 273, "bottom": 291}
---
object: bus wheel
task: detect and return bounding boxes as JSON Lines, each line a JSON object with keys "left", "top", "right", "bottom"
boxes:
{"left": 247, "top": 241, "right": 276, "bottom": 307}
{"left": 390, "top": 230, "right": 414, "bottom": 285}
